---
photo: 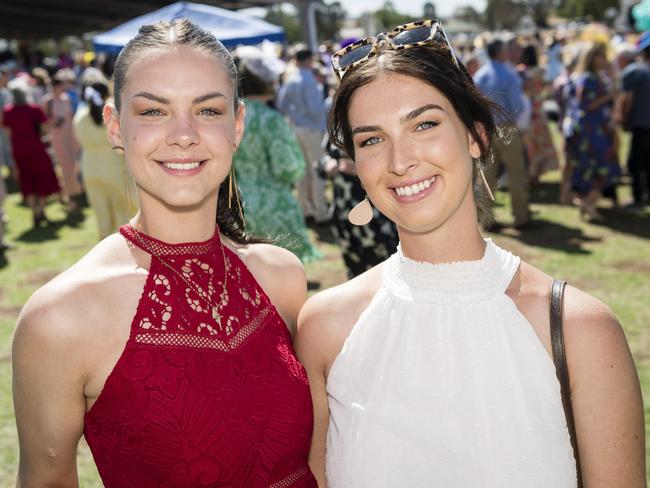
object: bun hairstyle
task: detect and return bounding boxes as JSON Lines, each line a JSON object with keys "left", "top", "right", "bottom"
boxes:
{"left": 111, "top": 18, "right": 265, "bottom": 245}
{"left": 328, "top": 43, "right": 508, "bottom": 224}
{"left": 84, "top": 82, "right": 109, "bottom": 126}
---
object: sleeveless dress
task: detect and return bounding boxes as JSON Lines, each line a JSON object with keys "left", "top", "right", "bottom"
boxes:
{"left": 326, "top": 240, "right": 577, "bottom": 488}
{"left": 84, "top": 225, "right": 317, "bottom": 487}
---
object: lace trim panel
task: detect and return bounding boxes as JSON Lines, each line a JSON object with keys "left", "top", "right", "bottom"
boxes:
{"left": 121, "top": 224, "right": 220, "bottom": 256}
{"left": 134, "top": 306, "right": 272, "bottom": 351}
{"left": 270, "top": 466, "right": 310, "bottom": 488}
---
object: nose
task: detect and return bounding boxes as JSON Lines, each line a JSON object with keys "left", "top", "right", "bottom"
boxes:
{"left": 387, "top": 139, "right": 418, "bottom": 176}
{"left": 166, "top": 114, "right": 200, "bottom": 149}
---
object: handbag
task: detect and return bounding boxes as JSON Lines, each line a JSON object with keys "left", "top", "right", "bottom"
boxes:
{"left": 550, "top": 279, "right": 583, "bottom": 488}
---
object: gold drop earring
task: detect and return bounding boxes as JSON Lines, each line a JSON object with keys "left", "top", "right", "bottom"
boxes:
{"left": 228, "top": 142, "right": 245, "bottom": 223}
{"left": 474, "top": 157, "right": 495, "bottom": 202}
{"left": 112, "top": 145, "right": 136, "bottom": 211}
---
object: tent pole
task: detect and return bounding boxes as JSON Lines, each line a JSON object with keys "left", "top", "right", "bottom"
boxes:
{"left": 299, "top": 0, "right": 318, "bottom": 52}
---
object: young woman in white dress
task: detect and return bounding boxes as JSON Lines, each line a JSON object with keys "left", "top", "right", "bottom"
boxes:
{"left": 295, "top": 20, "right": 646, "bottom": 488}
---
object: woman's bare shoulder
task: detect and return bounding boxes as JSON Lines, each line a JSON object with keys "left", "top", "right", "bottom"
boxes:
{"left": 301, "top": 266, "right": 382, "bottom": 325}
{"left": 225, "top": 240, "right": 307, "bottom": 333}
{"left": 516, "top": 260, "right": 623, "bottom": 342}
{"left": 230, "top": 241, "right": 304, "bottom": 277}
{"left": 15, "top": 233, "right": 140, "bottom": 347}
{"left": 515, "top": 260, "right": 629, "bottom": 367}
{"left": 295, "top": 264, "right": 384, "bottom": 372}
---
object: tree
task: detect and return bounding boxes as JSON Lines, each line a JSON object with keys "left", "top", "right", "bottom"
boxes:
{"left": 264, "top": 5, "right": 302, "bottom": 44}
{"left": 316, "top": 1, "right": 347, "bottom": 41}
{"left": 423, "top": 2, "right": 437, "bottom": 19}
{"left": 374, "top": 1, "right": 413, "bottom": 30}
{"left": 557, "top": 0, "right": 620, "bottom": 21}
{"left": 453, "top": 6, "right": 484, "bottom": 25}
{"left": 485, "top": 0, "right": 527, "bottom": 30}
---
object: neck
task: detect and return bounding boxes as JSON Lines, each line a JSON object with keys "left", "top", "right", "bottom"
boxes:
{"left": 398, "top": 191, "right": 486, "bottom": 265}
{"left": 131, "top": 194, "right": 219, "bottom": 244}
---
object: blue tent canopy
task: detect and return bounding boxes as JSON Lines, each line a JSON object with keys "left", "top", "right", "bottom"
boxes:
{"left": 93, "top": 1, "right": 284, "bottom": 54}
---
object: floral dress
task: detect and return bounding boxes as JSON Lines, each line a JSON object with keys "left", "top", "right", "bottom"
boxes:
{"left": 522, "top": 66, "right": 559, "bottom": 181}
{"left": 234, "top": 99, "right": 320, "bottom": 262}
{"left": 566, "top": 72, "right": 620, "bottom": 195}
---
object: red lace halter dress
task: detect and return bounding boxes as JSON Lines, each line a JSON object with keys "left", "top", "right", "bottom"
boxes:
{"left": 84, "top": 225, "right": 317, "bottom": 487}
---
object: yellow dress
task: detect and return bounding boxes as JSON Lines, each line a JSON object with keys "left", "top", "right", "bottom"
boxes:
{"left": 73, "top": 105, "right": 134, "bottom": 239}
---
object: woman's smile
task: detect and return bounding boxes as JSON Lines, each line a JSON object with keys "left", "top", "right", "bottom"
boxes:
{"left": 154, "top": 157, "right": 209, "bottom": 176}
{"left": 390, "top": 174, "right": 440, "bottom": 202}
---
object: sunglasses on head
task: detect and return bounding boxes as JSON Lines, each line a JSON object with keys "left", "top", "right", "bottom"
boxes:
{"left": 331, "top": 19, "right": 460, "bottom": 79}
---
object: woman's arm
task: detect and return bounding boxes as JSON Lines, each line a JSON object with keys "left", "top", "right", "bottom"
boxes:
{"left": 295, "top": 294, "right": 335, "bottom": 487}
{"left": 577, "top": 76, "right": 615, "bottom": 112}
{"left": 563, "top": 285, "right": 646, "bottom": 487}
{"left": 12, "top": 289, "right": 87, "bottom": 487}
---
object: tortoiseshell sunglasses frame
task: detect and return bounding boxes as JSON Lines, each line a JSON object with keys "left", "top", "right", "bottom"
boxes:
{"left": 331, "top": 19, "right": 460, "bottom": 79}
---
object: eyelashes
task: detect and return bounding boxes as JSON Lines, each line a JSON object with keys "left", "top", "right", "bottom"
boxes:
{"left": 416, "top": 120, "right": 439, "bottom": 130}
{"left": 359, "top": 136, "right": 381, "bottom": 147}
{"left": 137, "top": 107, "right": 224, "bottom": 117}
{"left": 356, "top": 120, "right": 440, "bottom": 148}
{"left": 139, "top": 108, "right": 163, "bottom": 116}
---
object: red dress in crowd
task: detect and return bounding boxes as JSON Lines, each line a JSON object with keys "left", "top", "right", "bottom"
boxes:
{"left": 84, "top": 225, "right": 317, "bottom": 487}
{"left": 2, "top": 104, "right": 60, "bottom": 198}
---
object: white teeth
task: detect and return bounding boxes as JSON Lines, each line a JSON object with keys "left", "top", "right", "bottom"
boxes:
{"left": 395, "top": 176, "right": 437, "bottom": 197}
{"left": 162, "top": 161, "right": 201, "bottom": 170}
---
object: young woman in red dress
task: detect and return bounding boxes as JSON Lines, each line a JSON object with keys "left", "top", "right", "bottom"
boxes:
{"left": 12, "top": 19, "right": 317, "bottom": 487}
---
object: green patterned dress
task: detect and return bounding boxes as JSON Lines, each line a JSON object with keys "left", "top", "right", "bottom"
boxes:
{"left": 234, "top": 99, "right": 320, "bottom": 262}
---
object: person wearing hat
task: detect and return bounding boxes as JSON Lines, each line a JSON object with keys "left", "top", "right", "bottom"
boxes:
{"left": 617, "top": 31, "right": 650, "bottom": 208}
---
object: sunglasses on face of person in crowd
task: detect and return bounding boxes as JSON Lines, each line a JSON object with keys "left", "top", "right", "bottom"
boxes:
{"left": 331, "top": 19, "right": 460, "bottom": 79}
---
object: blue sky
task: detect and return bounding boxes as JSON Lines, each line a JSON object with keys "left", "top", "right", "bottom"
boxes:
{"left": 336, "top": 0, "right": 487, "bottom": 18}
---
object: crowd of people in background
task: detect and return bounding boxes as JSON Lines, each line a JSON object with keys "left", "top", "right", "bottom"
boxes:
{"left": 0, "top": 22, "right": 649, "bottom": 277}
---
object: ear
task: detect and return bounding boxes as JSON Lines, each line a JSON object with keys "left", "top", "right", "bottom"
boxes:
{"left": 233, "top": 100, "right": 246, "bottom": 148}
{"left": 468, "top": 122, "right": 488, "bottom": 160}
{"left": 103, "top": 103, "right": 124, "bottom": 149}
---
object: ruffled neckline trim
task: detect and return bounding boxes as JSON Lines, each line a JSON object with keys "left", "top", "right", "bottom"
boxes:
{"left": 382, "top": 239, "right": 520, "bottom": 304}
{"left": 120, "top": 224, "right": 222, "bottom": 257}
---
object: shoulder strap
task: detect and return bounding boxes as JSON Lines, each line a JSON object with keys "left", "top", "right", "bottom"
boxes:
{"left": 550, "top": 279, "right": 583, "bottom": 488}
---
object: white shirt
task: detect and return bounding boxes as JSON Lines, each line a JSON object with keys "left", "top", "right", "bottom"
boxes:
{"left": 326, "top": 240, "right": 577, "bottom": 488}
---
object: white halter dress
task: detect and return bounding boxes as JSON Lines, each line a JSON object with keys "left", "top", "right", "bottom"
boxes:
{"left": 326, "top": 240, "right": 577, "bottom": 488}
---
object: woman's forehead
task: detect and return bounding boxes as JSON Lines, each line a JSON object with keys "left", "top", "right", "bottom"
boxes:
{"left": 349, "top": 73, "right": 449, "bottom": 117}
{"left": 124, "top": 46, "right": 233, "bottom": 96}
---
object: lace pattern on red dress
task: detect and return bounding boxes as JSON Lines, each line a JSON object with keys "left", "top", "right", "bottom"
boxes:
{"left": 121, "top": 224, "right": 271, "bottom": 350}
{"left": 82, "top": 225, "right": 317, "bottom": 487}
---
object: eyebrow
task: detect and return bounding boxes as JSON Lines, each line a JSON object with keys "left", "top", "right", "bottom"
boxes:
{"left": 133, "top": 91, "right": 226, "bottom": 105}
{"left": 352, "top": 125, "right": 382, "bottom": 135}
{"left": 352, "top": 103, "right": 445, "bottom": 135}
{"left": 400, "top": 103, "right": 445, "bottom": 124}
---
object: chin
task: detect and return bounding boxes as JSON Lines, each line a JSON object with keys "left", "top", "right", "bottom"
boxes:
{"left": 171, "top": 194, "right": 214, "bottom": 209}
{"left": 149, "top": 187, "right": 216, "bottom": 210}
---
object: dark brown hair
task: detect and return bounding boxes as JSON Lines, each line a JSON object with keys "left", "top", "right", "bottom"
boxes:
{"left": 329, "top": 44, "right": 506, "bottom": 223}
{"left": 112, "top": 19, "right": 264, "bottom": 245}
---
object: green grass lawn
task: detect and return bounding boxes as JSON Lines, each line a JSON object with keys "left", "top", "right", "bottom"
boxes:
{"left": 0, "top": 166, "right": 649, "bottom": 485}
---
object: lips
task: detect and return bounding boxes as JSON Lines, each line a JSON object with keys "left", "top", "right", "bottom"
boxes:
{"left": 393, "top": 175, "right": 438, "bottom": 197}
{"left": 160, "top": 161, "right": 203, "bottom": 170}
{"left": 155, "top": 158, "right": 208, "bottom": 175}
